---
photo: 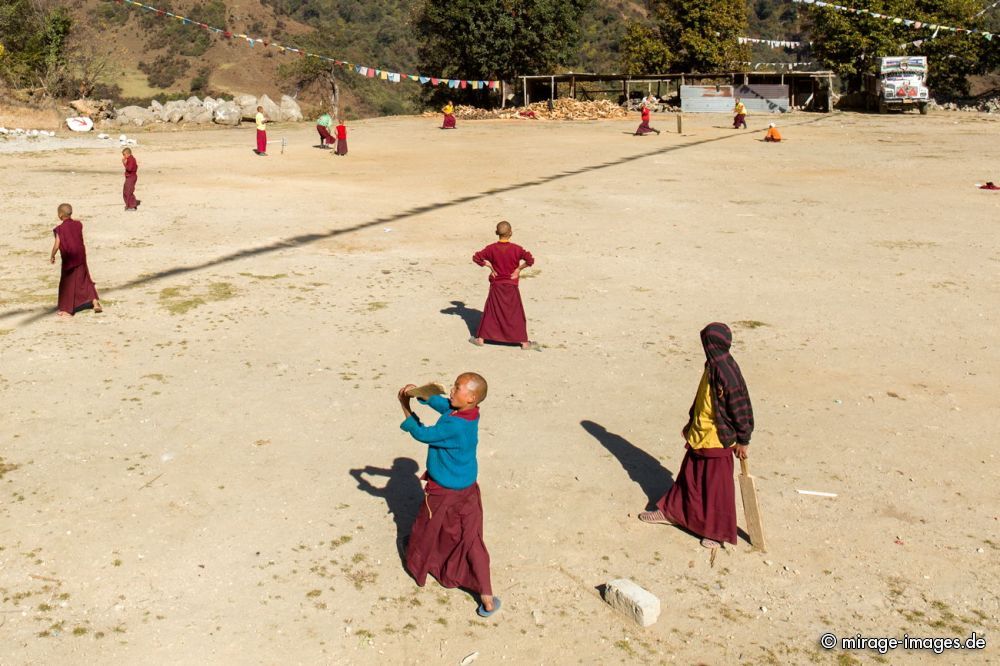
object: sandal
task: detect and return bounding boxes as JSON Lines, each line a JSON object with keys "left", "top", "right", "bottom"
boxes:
{"left": 638, "top": 510, "right": 673, "bottom": 525}
{"left": 700, "top": 538, "right": 721, "bottom": 549}
{"left": 468, "top": 337, "right": 484, "bottom": 347}
{"left": 476, "top": 596, "right": 501, "bottom": 618}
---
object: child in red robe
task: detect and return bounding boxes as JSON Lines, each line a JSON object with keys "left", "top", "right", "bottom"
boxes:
{"left": 634, "top": 105, "right": 660, "bottom": 135}
{"left": 335, "top": 119, "right": 348, "bottom": 156}
{"left": 470, "top": 221, "right": 537, "bottom": 350}
{"left": 397, "top": 373, "right": 499, "bottom": 617}
{"left": 50, "top": 203, "right": 102, "bottom": 318}
{"left": 639, "top": 323, "right": 754, "bottom": 548}
{"left": 122, "top": 148, "right": 140, "bottom": 211}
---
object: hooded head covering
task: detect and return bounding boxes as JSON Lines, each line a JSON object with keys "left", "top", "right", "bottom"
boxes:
{"left": 698, "top": 323, "right": 754, "bottom": 445}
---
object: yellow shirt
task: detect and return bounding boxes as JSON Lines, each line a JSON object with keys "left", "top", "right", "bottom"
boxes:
{"left": 685, "top": 368, "right": 724, "bottom": 450}
{"left": 255, "top": 112, "right": 266, "bottom": 131}
{"left": 443, "top": 103, "right": 454, "bottom": 114}
{"left": 734, "top": 102, "right": 746, "bottom": 115}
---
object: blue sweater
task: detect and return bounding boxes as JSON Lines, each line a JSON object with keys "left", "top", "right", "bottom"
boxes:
{"left": 400, "top": 395, "right": 479, "bottom": 490}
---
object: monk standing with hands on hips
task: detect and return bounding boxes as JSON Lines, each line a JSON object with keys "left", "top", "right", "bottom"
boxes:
{"left": 470, "top": 221, "right": 537, "bottom": 350}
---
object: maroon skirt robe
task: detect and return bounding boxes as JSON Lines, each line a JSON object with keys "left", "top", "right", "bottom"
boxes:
{"left": 442, "top": 113, "right": 457, "bottom": 129}
{"left": 657, "top": 446, "right": 737, "bottom": 545}
{"left": 317, "top": 125, "right": 335, "bottom": 146}
{"left": 476, "top": 282, "right": 528, "bottom": 344}
{"left": 256, "top": 129, "right": 267, "bottom": 153}
{"left": 336, "top": 138, "right": 348, "bottom": 156}
{"left": 405, "top": 479, "right": 492, "bottom": 595}
{"left": 123, "top": 174, "right": 138, "bottom": 208}
{"left": 54, "top": 219, "right": 99, "bottom": 314}
{"left": 635, "top": 120, "right": 655, "bottom": 135}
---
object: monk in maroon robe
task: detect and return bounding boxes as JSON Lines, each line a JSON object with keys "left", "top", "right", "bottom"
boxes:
{"left": 639, "top": 323, "right": 754, "bottom": 548}
{"left": 50, "top": 203, "right": 102, "bottom": 318}
{"left": 634, "top": 105, "right": 660, "bottom": 136}
{"left": 122, "top": 148, "right": 139, "bottom": 211}
{"left": 470, "top": 221, "right": 536, "bottom": 350}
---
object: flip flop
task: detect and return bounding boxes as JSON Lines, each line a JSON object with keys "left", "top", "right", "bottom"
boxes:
{"left": 476, "top": 596, "right": 501, "bottom": 618}
{"left": 638, "top": 510, "right": 673, "bottom": 525}
{"left": 700, "top": 538, "right": 721, "bottom": 549}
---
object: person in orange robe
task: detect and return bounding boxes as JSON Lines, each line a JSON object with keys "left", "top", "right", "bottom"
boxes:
{"left": 764, "top": 123, "right": 782, "bottom": 142}
{"left": 50, "top": 203, "right": 102, "bottom": 318}
{"left": 470, "top": 221, "right": 536, "bottom": 350}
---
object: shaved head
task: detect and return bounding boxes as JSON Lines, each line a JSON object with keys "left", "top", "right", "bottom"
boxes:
{"left": 57, "top": 203, "right": 72, "bottom": 219}
{"left": 495, "top": 221, "right": 512, "bottom": 238}
{"left": 457, "top": 372, "right": 488, "bottom": 403}
{"left": 122, "top": 147, "right": 132, "bottom": 155}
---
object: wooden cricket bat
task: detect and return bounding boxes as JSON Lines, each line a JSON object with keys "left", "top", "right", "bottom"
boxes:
{"left": 738, "top": 458, "right": 767, "bottom": 552}
{"left": 405, "top": 382, "right": 447, "bottom": 400}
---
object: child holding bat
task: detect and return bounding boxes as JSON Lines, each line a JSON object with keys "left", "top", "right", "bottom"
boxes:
{"left": 397, "top": 372, "right": 500, "bottom": 617}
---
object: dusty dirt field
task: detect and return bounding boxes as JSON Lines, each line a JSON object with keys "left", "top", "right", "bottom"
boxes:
{"left": 1, "top": 111, "right": 998, "bottom": 665}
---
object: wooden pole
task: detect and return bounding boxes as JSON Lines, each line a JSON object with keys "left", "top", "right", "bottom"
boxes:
{"left": 550, "top": 76, "right": 555, "bottom": 103}
{"left": 676, "top": 114, "right": 682, "bottom": 134}
{"left": 523, "top": 77, "right": 529, "bottom": 106}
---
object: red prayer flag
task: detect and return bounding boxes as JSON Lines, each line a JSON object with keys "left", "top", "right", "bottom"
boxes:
{"left": 431, "top": 77, "right": 439, "bottom": 85}
{"left": 460, "top": 80, "right": 468, "bottom": 89}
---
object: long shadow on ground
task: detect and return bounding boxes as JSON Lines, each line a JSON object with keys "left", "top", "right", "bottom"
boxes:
{"left": 440, "top": 300, "right": 482, "bottom": 337}
{"left": 349, "top": 458, "right": 423, "bottom": 566}
{"left": 4, "top": 114, "right": 834, "bottom": 327}
{"left": 581, "top": 419, "right": 673, "bottom": 510}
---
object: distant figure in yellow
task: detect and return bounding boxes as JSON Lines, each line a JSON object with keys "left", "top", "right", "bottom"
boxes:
{"left": 442, "top": 101, "right": 457, "bottom": 129}
{"left": 764, "top": 123, "right": 781, "bottom": 142}
{"left": 733, "top": 98, "right": 747, "bottom": 129}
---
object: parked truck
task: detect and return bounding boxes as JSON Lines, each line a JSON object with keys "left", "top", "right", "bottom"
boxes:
{"left": 864, "top": 56, "right": 930, "bottom": 114}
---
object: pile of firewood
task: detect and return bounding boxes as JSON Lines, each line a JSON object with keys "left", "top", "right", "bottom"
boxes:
{"left": 425, "top": 99, "right": 628, "bottom": 121}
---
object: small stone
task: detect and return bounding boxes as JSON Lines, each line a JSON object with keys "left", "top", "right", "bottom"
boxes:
{"left": 764, "top": 560, "right": 774, "bottom": 566}
{"left": 760, "top": 606, "right": 768, "bottom": 613}
{"left": 977, "top": 548, "right": 984, "bottom": 553}
{"left": 531, "top": 609, "right": 544, "bottom": 626}
{"left": 603, "top": 578, "right": 660, "bottom": 627}
{"left": 460, "top": 651, "right": 479, "bottom": 665}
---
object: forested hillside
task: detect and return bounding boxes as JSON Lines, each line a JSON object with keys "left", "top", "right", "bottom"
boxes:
{"left": 1, "top": 0, "right": 997, "bottom": 116}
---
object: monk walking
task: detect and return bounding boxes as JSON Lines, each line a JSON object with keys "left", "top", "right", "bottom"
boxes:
{"left": 470, "top": 221, "right": 537, "bottom": 350}
{"left": 50, "top": 203, "right": 102, "bottom": 318}
{"left": 733, "top": 98, "right": 748, "bottom": 129}
{"left": 639, "top": 323, "right": 754, "bottom": 548}
{"left": 397, "top": 373, "right": 500, "bottom": 617}
{"left": 122, "top": 147, "right": 140, "bottom": 211}
{"left": 334, "top": 119, "right": 348, "bottom": 156}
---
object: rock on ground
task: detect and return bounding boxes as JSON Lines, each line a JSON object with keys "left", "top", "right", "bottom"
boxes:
{"left": 257, "top": 94, "right": 281, "bottom": 122}
{"left": 603, "top": 579, "right": 660, "bottom": 627}
{"left": 279, "top": 95, "right": 303, "bottom": 122}
{"left": 213, "top": 102, "right": 242, "bottom": 126}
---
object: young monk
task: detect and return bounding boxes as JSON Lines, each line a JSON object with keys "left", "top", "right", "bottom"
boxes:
{"left": 316, "top": 112, "right": 334, "bottom": 148}
{"left": 639, "top": 323, "right": 754, "bottom": 549}
{"left": 442, "top": 101, "right": 457, "bottom": 129}
{"left": 763, "top": 123, "right": 782, "bottom": 142}
{"left": 634, "top": 104, "right": 660, "bottom": 136}
{"left": 733, "top": 98, "right": 748, "bottom": 129}
{"left": 334, "top": 119, "right": 348, "bottom": 156}
{"left": 50, "top": 203, "right": 102, "bottom": 318}
{"left": 470, "top": 221, "right": 536, "bottom": 350}
{"left": 254, "top": 105, "right": 268, "bottom": 156}
{"left": 397, "top": 373, "right": 499, "bottom": 617}
{"left": 122, "top": 148, "right": 140, "bottom": 211}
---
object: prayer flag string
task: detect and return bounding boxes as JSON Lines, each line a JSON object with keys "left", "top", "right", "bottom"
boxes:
{"left": 791, "top": 0, "right": 996, "bottom": 41}
{"left": 110, "top": 0, "right": 500, "bottom": 89}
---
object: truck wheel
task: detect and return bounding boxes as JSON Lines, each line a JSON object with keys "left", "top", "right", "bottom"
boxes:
{"left": 878, "top": 100, "right": 887, "bottom": 114}
{"left": 919, "top": 103, "right": 928, "bottom": 115}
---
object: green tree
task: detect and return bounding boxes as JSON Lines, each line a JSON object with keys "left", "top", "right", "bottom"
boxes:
{"left": 806, "top": 0, "right": 991, "bottom": 95}
{"left": 0, "top": 0, "right": 72, "bottom": 92}
{"left": 620, "top": 21, "right": 673, "bottom": 75}
{"left": 650, "top": 0, "right": 751, "bottom": 72}
{"left": 416, "top": 0, "right": 590, "bottom": 105}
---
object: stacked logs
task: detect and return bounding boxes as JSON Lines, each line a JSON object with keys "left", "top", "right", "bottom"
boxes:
{"left": 425, "top": 99, "right": 628, "bottom": 121}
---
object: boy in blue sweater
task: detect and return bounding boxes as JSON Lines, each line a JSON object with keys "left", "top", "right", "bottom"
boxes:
{"left": 398, "top": 372, "right": 499, "bottom": 617}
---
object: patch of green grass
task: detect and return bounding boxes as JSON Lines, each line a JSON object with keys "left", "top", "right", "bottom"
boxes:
{"left": 734, "top": 320, "right": 769, "bottom": 329}
{"left": 366, "top": 301, "right": 388, "bottom": 311}
{"left": 159, "top": 282, "right": 236, "bottom": 314}
{"left": 614, "top": 639, "right": 636, "bottom": 657}
{"left": 0, "top": 329, "right": 12, "bottom": 336}
{"left": 306, "top": 589, "right": 322, "bottom": 598}
{"left": 0, "top": 458, "right": 20, "bottom": 479}
{"left": 72, "top": 626, "right": 88, "bottom": 636}
{"left": 239, "top": 272, "right": 288, "bottom": 280}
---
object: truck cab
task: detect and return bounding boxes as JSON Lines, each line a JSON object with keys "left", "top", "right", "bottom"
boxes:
{"left": 864, "top": 56, "right": 930, "bottom": 114}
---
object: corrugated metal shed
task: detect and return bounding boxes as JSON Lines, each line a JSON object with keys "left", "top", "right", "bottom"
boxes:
{"left": 681, "top": 84, "right": 790, "bottom": 113}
